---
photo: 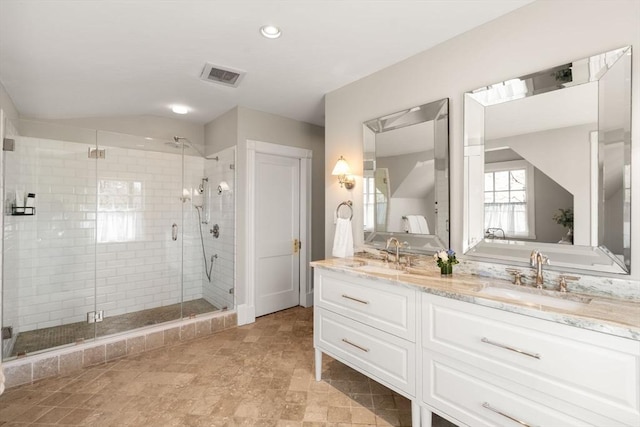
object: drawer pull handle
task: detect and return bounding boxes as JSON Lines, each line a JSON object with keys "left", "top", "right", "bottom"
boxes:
{"left": 341, "top": 338, "right": 369, "bottom": 352}
{"left": 341, "top": 294, "right": 369, "bottom": 305}
{"left": 482, "top": 402, "right": 537, "bottom": 427}
{"left": 481, "top": 337, "right": 541, "bottom": 360}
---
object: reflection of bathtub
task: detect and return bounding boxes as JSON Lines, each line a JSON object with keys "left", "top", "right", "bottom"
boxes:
{"left": 467, "top": 239, "right": 627, "bottom": 274}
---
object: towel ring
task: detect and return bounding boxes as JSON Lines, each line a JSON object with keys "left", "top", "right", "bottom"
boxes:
{"left": 336, "top": 200, "right": 353, "bottom": 220}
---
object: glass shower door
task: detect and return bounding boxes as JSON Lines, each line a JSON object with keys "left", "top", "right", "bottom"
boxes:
{"left": 181, "top": 141, "right": 215, "bottom": 317}
{"left": 94, "top": 133, "right": 185, "bottom": 338}
{"left": 2, "top": 120, "right": 98, "bottom": 359}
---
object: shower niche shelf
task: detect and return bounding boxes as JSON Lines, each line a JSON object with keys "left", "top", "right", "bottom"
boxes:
{"left": 11, "top": 207, "right": 35, "bottom": 216}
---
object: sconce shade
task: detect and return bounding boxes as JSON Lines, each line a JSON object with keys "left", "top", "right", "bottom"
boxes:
{"left": 332, "top": 156, "right": 355, "bottom": 189}
{"left": 332, "top": 156, "right": 352, "bottom": 176}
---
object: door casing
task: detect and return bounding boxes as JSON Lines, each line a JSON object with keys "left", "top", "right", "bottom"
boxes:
{"left": 243, "top": 140, "right": 312, "bottom": 324}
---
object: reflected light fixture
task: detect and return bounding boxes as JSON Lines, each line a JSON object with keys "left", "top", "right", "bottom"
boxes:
{"left": 260, "top": 25, "right": 282, "bottom": 39}
{"left": 332, "top": 156, "right": 355, "bottom": 189}
{"left": 171, "top": 105, "right": 189, "bottom": 115}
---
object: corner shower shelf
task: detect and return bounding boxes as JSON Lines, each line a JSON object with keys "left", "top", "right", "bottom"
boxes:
{"left": 11, "top": 207, "right": 35, "bottom": 216}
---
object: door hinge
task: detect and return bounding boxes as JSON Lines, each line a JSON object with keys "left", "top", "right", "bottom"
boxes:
{"left": 1, "top": 326, "right": 13, "bottom": 339}
{"left": 88, "top": 148, "right": 106, "bottom": 159}
{"left": 293, "top": 238, "right": 301, "bottom": 254}
{"left": 3, "top": 138, "right": 15, "bottom": 151}
{"left": 87, "top": 310, "right": 104, "bottom": 323}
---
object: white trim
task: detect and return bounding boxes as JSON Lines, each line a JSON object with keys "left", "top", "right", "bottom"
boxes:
{"left": 484, "top": 160, "right": 536, "bottom": 240}
{"left": 236, "top": 304, "right": 255, "bottom": 326}
{"left": 302, "top": 291, "right": 314, "bottom": 307}
{"left": 245, "top": 140, "right": 313, "bottom": 321}
{"left": 589, "top": 131, "right": 598, "bottom": 246}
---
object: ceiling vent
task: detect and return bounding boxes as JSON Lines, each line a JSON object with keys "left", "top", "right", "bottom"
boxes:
{"left": 200, "top": 63, "right": 245, "bottom": 88}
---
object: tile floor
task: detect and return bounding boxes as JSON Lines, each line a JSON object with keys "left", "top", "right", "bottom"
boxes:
{"left": 0, "top": 306, "right": 456, "bottom": 426}
{"left": 10, "top": 299, "right": 218, "bottom": 357}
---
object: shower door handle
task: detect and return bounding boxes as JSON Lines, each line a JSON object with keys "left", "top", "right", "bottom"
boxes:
{"left": 172, "top": 223, "right": 178, "bottom": 241}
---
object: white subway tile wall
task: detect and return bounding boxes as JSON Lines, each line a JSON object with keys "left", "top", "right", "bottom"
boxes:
{"left": 2, "top": 137, "right": 235, "bottom": 354}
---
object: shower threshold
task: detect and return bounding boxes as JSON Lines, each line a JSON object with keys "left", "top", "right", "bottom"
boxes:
{"left": 10, "top": 298, "right": 218, "bottom": 357}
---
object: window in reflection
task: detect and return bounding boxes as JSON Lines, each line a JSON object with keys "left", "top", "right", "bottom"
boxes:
{"left": 97, "top": 179, "right": 144, "bottom": 243}
{"left": 363, "top": 176, "right": 375, "bottom": 232}
{"left": 484, "top": 160, "right": 534, "bottom": 239}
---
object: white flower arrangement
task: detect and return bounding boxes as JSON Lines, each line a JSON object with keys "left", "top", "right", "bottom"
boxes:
{"left": 434, "top": 249, "right": 460, "bottom": 268}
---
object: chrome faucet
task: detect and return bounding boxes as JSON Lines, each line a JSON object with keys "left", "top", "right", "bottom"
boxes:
{"left": 385, "top": 237, "right": 401, "bottom": 268}
{"left": 530, "top": 250, "right": 549, "bottom": 288}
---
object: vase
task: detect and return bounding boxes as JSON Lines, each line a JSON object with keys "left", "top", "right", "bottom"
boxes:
{"left": 440, "top": 264, "right": 453, "bottom": 276}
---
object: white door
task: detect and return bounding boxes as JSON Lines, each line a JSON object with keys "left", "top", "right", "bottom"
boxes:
{"left": 254, "top": 153, "right": 300, "bottom": 317}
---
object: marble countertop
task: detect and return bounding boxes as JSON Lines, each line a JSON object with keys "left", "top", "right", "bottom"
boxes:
{"left": 311, "top": 257, "right": 640, "bottom": 341}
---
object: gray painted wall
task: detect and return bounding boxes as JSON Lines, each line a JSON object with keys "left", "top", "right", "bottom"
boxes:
{"left": 205, "top": 106, "right": 325, "bottom": 310}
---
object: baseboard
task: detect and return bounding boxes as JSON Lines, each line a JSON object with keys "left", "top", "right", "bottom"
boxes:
{"left": 237, "top": 304, "right": 256, "bottom": 325}
{"left": 301, "top": 291, "right": 314, "bottom": 307}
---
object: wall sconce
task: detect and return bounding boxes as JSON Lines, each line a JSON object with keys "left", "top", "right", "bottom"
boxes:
{"left": 332, "top": 156, "right": 355, "bottom": 189}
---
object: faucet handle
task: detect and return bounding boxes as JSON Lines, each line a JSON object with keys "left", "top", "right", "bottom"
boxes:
{"left": 558, "top": 275, "right": 580, "bottom": 293}
{"left": 505, "top": 268, "right": 524, "bottom": 286}
{"left": 401, "top": 255, "right": 416, "bottom": 268}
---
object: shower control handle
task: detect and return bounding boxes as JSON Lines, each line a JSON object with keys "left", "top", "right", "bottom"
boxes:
{"left": 210, "top": 224, "right": 220, "bottom": 238}
{"left": 172, "top": 223, "right": 178, "bottom": 241}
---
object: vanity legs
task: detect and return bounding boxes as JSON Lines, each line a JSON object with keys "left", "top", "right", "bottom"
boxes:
{"left": 315, "top": 348, "right": 423, "bottom": 426}
{"left": 413, "top": 401, "right": 425, "bottom": 427}
{"left": 314, "top": 348, "right": 322, "bottom": 381}
{"left": 420, "top": 405, "right": 433, "bottom": 427}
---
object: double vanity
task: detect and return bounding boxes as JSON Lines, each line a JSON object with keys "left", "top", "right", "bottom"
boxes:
{"left": 311, "top": 258, "right": 640, "bottom": 427}
{"left": 321, "top": 44, "right": 638, "bottom": 426}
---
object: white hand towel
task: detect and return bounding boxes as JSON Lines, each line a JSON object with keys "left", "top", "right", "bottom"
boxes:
{"left": 332, "top": 218, "right": 354, "bottom": 258}
{"left": 416, "top": 215, "right": 430, "bottom": 234}
{"left": 407, "top": 215, "right": 430, "bottom": 234}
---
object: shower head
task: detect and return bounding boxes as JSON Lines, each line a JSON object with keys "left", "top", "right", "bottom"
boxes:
{"left": 165, "top": 137, "right": 191, "bottom": 149}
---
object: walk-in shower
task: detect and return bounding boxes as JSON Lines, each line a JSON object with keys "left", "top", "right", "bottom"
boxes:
{"left": 1, "top": 120, "right": 236, "bottom": 360}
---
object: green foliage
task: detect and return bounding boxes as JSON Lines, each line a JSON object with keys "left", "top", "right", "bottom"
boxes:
{"left": 553, "top": 208, "right": 574, "bottom": 230}
{"left": 433, "top": 249, "right": 460, "bottom": 268}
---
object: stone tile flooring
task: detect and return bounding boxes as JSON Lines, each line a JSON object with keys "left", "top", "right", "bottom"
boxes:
{"left": 11, "top": 299, "right": 218, "bottom": 357}
{"left": 0, "top": 306, "right": 456, "bottom": 426}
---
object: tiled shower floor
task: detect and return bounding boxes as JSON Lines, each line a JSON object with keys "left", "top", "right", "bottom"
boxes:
{"left": 10, "top": 299, "right": 218, "bottom": 356}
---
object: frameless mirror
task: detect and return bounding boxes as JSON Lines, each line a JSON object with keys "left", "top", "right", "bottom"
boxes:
{"left": 464, "top": 46, "right": 631, "bottom": 275}
{"left": 363, "top": 98, "right": 449, "bottom": 254}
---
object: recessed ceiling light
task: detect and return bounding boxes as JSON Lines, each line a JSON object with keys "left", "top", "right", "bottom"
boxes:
{"left": 171, "top": 105, "right": 189, "bottom": 115}
{"left": 260, "top": 25, "right": 281, "bottom": 39}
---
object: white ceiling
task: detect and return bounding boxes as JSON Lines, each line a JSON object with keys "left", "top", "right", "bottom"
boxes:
{"left": 0, "top": 0, "right": 533, "bottom": 126}
{"left": 485, "top": 82, "right": 598, "bottom": 140}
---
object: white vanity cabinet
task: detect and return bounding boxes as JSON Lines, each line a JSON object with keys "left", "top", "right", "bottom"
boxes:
{"left": 313, "top": 268, "right": 420, "bottom": 424}
{"left": 421, "top": 293, "right": 640, "bottom": 427}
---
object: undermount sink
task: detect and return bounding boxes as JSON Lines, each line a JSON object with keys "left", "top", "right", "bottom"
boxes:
{"left": 353, "top": 264, "right": 406, "bottom": 275}
{"left": 477, "top": 286, "right": 592, "bottom": 311}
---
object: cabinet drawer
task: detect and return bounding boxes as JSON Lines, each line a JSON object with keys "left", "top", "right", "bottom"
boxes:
{"left": 315, "top": 308, "right": 415, "bottom": 396}
{"left": 315, "top": 269, "right": 416, "bottom": 341}
{"left": 423, "top": 353, "right": 604, "bottom": 427}
{"left": 422, "top": 293, "right": 640, "bottom": 426}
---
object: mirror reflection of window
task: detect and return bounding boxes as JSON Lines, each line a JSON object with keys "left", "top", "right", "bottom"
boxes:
{"left": 363, "top": 175, "right": 375, "bottom": 232}
{"left": 374, "top": 168, "right": 389, "bottom": 232}
{"left": 484, "top": 162, "right": 532, "bottom": 239}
